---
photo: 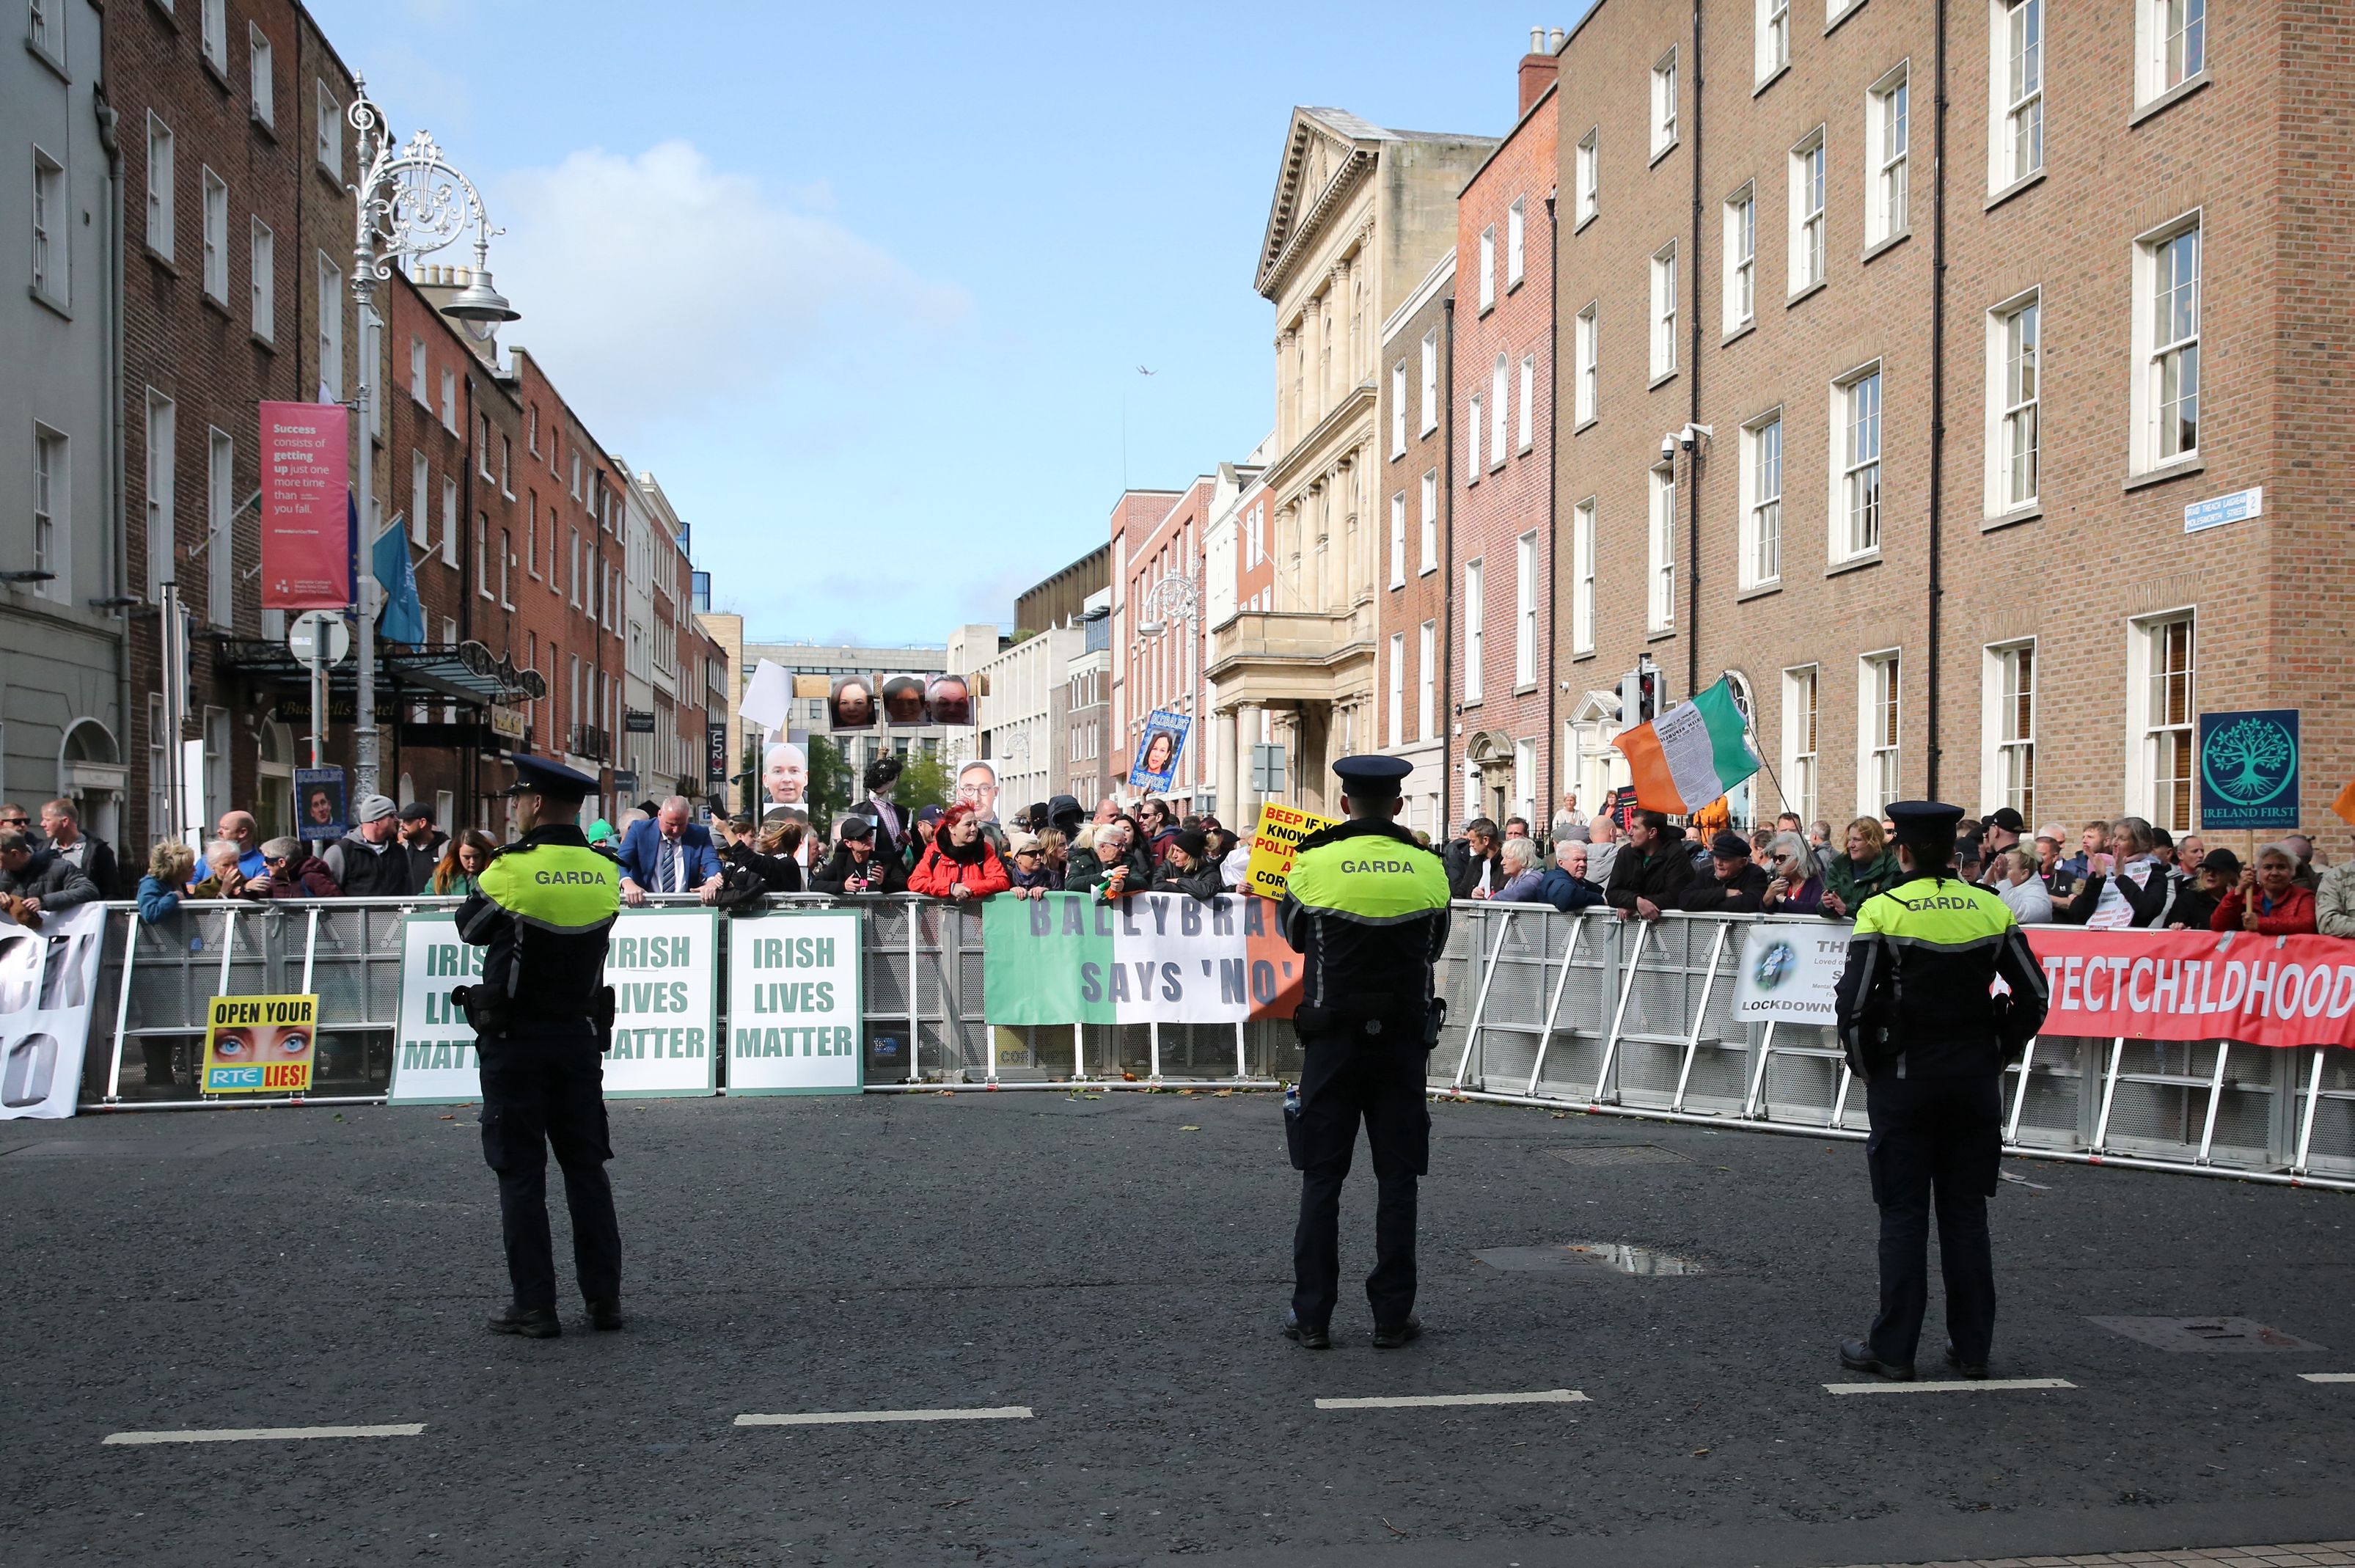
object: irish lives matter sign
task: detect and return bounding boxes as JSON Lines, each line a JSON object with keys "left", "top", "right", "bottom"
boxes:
{"left": 725, "top": 910, "right": 863, "bottom": 1093}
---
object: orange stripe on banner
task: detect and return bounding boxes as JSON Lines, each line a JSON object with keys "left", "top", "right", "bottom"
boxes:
{"left": 1616, "top": 727, "right": 1687, "bottom": 814}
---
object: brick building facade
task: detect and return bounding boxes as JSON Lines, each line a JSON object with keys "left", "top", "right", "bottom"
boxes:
{"left": 1552, "top": 0, "right": 2354, "bottom": 846}
{"left": 1374, "top": 256, "right": 1457, "bottom": 838}
{"left": 1453, "top": 51, "right": 1560, "bottom": 832}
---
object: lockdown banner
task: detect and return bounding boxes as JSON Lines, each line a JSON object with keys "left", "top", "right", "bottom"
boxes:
{"left": 1732, "top": 920, "right": 1853, "bottom": 1025}
{"left": 389, "top": 907, "right": 720, "bottom": 1104}
{"left": 2023, "top": 926, "right": 2355, "bottom": 1051}
{"left": 981, "top": 892, "right": 1301, "bottom": 1025}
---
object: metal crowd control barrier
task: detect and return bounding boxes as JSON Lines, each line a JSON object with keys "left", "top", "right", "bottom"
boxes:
{"left": 67, "top": 895, "right": 2355, "bottom": 1191}
{"left": 1433, "top": 904, "right": 2355, "bottom": 1193}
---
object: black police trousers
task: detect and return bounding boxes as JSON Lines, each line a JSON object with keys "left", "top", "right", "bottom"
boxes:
{"left": 1863, "top": 1069, "right": 2004, "bottom": 1369}
{"left": 1291, "top": 1032, "right": 1431, "bottom": 1330}
{"left": 477, "top": 1027, "right": 621, "bottom": 1312}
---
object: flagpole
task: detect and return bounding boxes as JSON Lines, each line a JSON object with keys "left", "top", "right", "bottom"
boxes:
{"left": 1718, "top": 668, "right": 1794, "bottom": 821}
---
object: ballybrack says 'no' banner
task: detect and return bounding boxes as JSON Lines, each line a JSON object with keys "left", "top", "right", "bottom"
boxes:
{"left": 982, "top": 893, "right": 1302, "bottom": 1025}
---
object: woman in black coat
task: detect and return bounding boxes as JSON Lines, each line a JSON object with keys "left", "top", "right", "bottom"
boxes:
{"left": 810, "top": 816, "right": 908, "bottom": 895}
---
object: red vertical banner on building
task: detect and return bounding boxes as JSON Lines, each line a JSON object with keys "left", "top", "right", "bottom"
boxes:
{"left": 259, "top": 400, "right": 351, "bottom": 609}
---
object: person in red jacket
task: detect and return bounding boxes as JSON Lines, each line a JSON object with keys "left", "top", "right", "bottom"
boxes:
{"left": 2211, "top": 844, "right": 2318, "bottom": 936}
{"left": 907, "top": 802, "right": 1011, "bottom": 904}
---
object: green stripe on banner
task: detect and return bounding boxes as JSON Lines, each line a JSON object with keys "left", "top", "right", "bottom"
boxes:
{"left": 981, "top": 893, "right": 1116, "bottom": 1025}
{"left": 1693, "top": 679, "right": 1761, "bottom": 791}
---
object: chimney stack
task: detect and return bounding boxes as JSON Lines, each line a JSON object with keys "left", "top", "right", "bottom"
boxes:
{"left": 1550, "top": 26, "right": 1566, "bottom": 50}
{"left": 1519, "top": 25, "right": 1563, "bottom": 117}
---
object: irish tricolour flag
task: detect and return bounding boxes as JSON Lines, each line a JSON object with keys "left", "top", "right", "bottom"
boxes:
{"left": 1614, "top": 677, "right": 1762, "bottom": 814}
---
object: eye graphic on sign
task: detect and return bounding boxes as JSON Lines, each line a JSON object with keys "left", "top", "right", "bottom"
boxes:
{"left": 1752, "top": 940, "right": 1795, "bottom": 992}
{"left": 2201, "top": 716, "right": 2297, "bottom": 806}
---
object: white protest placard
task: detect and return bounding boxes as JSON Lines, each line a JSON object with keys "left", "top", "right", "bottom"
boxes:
{"left": 389, "top": 906, "right": 720, "bottom": 1104}
{"left": 725, "top": 910, "right": 863, "bottom": 1094}
{"left": 1732, "top": 920, "right": 1853, "bottom": 1025}
{"left": 0, "top": 903, "right": 108, "bottom": 1118}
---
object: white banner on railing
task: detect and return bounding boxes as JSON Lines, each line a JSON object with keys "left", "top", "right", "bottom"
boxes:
{"left": 0, "top": 903, "right": 106, "bottom": 1119}
{"left": 388, "top": 907, "right": 721, "bottom": 1104}
{"left": 1732, "top": 920, "right": 1850, "bottom": 1024}
{"left": 725, "top": 910, "right": 862, "bottom": 1094}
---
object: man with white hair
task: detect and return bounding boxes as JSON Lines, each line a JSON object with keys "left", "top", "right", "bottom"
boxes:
{"left": 1535, "top": 838, "right": 1607, "bottom": 912}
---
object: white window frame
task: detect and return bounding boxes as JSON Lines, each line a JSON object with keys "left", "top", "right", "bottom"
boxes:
{"left": 1478, "top": 225, "right": 1497, "bottom": 312}
{"left": 2136, "top": 0, "right": 2207, "bottom": 106}
{"left": 1723, "top": 183, "right": 1756, "bottom": 331}
{"left": 32, "top": 423, "right": 67, "bottom": 600}
{"left": 205, "top": 428, "right": 233, "bottom": 625}
{"left": 440, "top": 367, "right": 458, "bottom": 433}
{"left": 1489, "top": 353, "right": 1509, "bottom": 469}
{"left": 1517, "top": 354, "right": 1535, "bottom": 453}
{"left": 1418, "top": 620, "right": 1437, "bottom": 740}
{"left": 1781, "top": 665, "right": 1819, "bottom": 826}
{"left": 1757, "top": 0, "right": 1791, "bottom": 83}
{"left": 1388, "top": 491, "right": 1406, "bottom": 590}
{"left": 1865, "top": 65, "right": 1910, "bottom": 246}
{"left": 1467, "top": 393, "right": 1484, "bottom": 479}
{"left": 2131, "top": 214, "right": 2202, "bottom": 473}
{"left": 1388, "top": 632, "right": 1406, "bottom": 747}
{"left": 31, "top": 147, "right": 67, "bottom": 309}
{"left": 200, "top": 0, "right": 226, "bottom": 70}
{"left": 1506, "top": 197, "right": 1526, "bottom": 290}
{"left": 442, "top": 477, "right": 459, "bottom": 571}
{"left": 1572, "top": 498, "right": 1597, "bottom": 655}
{"left": 1983, "top": 287, "right": 2040, "bottom": 516}
{"left": 247, "top": 218, "right": 273, "bottom": 340}
{"left": 1419, "top": 329, "right": 1438, "bottom": 433}
{"left": 1514, "top": 531, "right": 1538, "bottom": 689}
{"left": 1391, "top": 359, "right": 1407, "bottom": 457}
{"left": 1738, "top": 411, "right": 1784, "bottom": 590}
{"left": 1652, "top": 48, "right": 1680, "bottom": 158}
{"left": 1830, "top": 362, "right": 1883, "bottom": 562}
{"left": 144, "top": 114, "right": 175, "bottom": 260}
{"left": 1982, "top": 640, "right": 2037, "bottom": 822}
{"left": 1990, "top": 0, "right": 2044, "bottom": 193}
{"left": 1463, "top": 559, "right": 1486, "bottom": 703}
{"left": 200, "top": 167, "right": 229, "bottom": 302}
{"left": 315, "top": 80, "right": 341, "bottom": 176}
{"left": 1858, "top": 651, "right": 1902, "bottom": 816}
{"left": 1418, "top": 469, "right": 1438, "bottom": 574}
{"left": 2126, "top": 610, "right": 2197, "bottom": 832}
{"left": 1576, "top": 128, "right": 1600, "bottom": 227}
{"left": 249, "top": 25, "right": 274, "bottom": 126}
{"left": 1575, "top": 303, "right": 1598, "bottom": 425}
{"left": 411, "top": 451, "right": 430, "bottom": 549}
{"left": 29, "top": 0, "right": 63, "bottom": 66}
{"left": 144, "top": 390, "right": 176, "bottom": 601}
{"left": 1647, "top": 464, "right": 1676, "bottom": 633}
{"left": 315, "top": 252, "right": 343, "bottom": 403}
{"left": 409, "top": 337, "right": 428, "bottom": 403}
{"left": 1789, "top": 128, "right": 1826, "bottom": 294}
{"left": 1649, "top": 243, "right": 1678, "bottom": 381}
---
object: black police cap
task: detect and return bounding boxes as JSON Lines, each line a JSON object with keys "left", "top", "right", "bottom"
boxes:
{"left": 505, "top": 754, "right": 599, "bottom": 802}
{"left": 1885, "top": 800, "right": 1965, "bottom": 844}
{"left": 1332, "top": 754, "right": 1413, "bottom": 794}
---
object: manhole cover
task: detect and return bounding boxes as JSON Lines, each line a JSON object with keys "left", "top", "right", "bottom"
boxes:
{"left": 1474, "top": 1242, "right": 1704, "bottom": 1276}
{"left": 2090, "top": 1316, "right": 2325, "bottom": 1353}
{"left": 1549, "top": 1144, "right": 1692, "bottom": 1168}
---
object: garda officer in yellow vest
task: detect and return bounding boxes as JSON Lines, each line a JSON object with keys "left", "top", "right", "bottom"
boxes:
{"left": 455, "top": 755, "right": 624, "bottom": 1339}
{"left": 1834, "top": 800, "right": 2048, "bottom": 1381}
{"left": 1278, "top": 755, "right": 1453, "bottom": 1349}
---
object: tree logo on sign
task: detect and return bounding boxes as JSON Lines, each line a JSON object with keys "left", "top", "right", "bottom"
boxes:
{"left": 2201, "top": 716, "right": 2297, "bottom": 806}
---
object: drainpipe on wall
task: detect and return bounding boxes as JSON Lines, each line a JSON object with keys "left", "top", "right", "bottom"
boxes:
{"left": 98, "top": 87, "right": 131, "bottom": 833}
{"left": 1439, "top": 295, "right": 1457, "bottom": 836}
{"left": 1685, "top": 0, "right": 1707, "bottom": 703}
{"left": 1543, "top": 189, "right": 1561, "bottom": 829}
{"left": 1924, "top": 0, "right": 1951, "bottom": 798}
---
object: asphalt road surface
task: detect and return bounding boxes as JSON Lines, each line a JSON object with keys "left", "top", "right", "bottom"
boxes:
{"left": 6, "top": 1090, "right": 2355, "bottom": 1567}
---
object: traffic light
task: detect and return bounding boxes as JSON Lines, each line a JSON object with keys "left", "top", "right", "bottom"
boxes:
{"left": 1617, "top": 659, "right": 1660, "bottom": 728}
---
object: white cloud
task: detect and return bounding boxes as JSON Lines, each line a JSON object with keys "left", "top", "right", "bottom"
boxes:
{"left": 489, "top": 141, "right": 969, "bottom": 422}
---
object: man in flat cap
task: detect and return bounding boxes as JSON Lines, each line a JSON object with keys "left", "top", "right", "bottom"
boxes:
{"left": 1832, "top": 800, "right": 2048, "bottom": 1382}
{"left": 455, "top": 755, "right": 625, "bottom": 1339}
{"left": 1277, "top": 755, "right": 1453, "bottom": 1350}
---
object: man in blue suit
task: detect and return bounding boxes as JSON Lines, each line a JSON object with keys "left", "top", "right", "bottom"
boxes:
{"left": 617, "top": 796, "right": 723, "bottom": 906}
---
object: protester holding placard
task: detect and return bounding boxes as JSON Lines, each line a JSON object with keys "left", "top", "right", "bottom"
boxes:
{"left": 2211, "top": 845, "right": 2318, "bottom": 936}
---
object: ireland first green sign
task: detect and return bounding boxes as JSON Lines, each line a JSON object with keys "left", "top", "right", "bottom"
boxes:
{"left": 2199, "top": 708, "right": 2300, "bottom": 832}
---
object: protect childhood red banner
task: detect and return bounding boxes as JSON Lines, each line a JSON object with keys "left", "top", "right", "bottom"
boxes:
{"left": 2025, "top": 926, "right": 2355, "bottom": 1050}
{"left": 259, "top": 400, "right": 350, "bottom": 609}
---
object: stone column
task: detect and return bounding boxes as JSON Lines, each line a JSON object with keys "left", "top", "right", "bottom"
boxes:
{"left": 1217, "top": 706, "right": 1241, "bottom": 827}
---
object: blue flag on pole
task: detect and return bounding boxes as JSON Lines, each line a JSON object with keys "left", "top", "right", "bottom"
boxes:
{"left": 372, "top": 514, "right": 425, "bottom": 645}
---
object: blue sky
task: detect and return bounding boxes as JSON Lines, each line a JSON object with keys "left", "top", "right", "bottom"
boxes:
{"left": 314, "top": 1, "right": 1592, "bottom": 644}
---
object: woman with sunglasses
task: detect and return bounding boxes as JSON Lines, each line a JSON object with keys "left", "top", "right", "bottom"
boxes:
{"left": 1758, "top": 831, "right": 1826, "bottom": 915}
{"left": 1004, "top": 831, "right": 1061, "bottom": 899}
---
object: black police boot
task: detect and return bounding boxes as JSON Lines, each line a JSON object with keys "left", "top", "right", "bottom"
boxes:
{"left": 1282, "top": 1309, "right": 1331, "bottom": 1350}
{"left": 587, "top": 1297, "right": 624, "bottom": 1332}
{"left": 1838, "top": 1338, "right": 1913, "bottom": 1380}
{"left": 1371, "top": 1316, "right": 1423, "bottom": 1349}
{"left": 1944, "top": 1341, "right": 1989, "bottom": 1380}
{"left": 487, "top": 1305, "right": 561, "bottom": 1339}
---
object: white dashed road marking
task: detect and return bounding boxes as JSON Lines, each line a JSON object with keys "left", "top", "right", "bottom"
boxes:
{"left": 733, "top": 1407, "right": 1033, "bottom": 1427}
{"left": 1823, "top": 1378, "right": 2076, "bottom": 1395}
{"left": 103, "top": 1424, "right": 427, "bottom": 1445}
{"left": 1314, "top": 1389, "right": 1589, "bottom": 1410}
{"left": 2297, "top": 1372, "right": 2355, "bottom": 1384}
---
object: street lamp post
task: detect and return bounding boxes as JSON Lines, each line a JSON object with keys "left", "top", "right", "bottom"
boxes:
{"left": 1131, "top": 570, "right": 1203, "bottom": 806}
{"left": 344, "top": 78, "right": 518, "bottom": 799}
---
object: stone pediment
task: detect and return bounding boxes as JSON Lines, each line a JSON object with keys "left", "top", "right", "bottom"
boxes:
{"left": 1256, "top": 108, "right": 1390, "bottom": 300}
